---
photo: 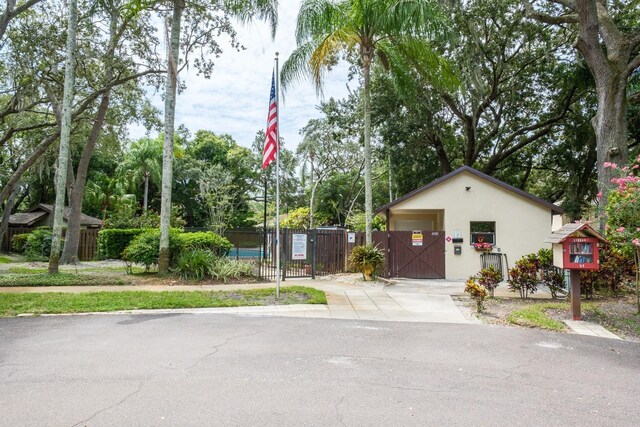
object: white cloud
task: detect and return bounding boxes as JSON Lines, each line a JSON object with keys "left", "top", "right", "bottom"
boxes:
{"left": 129, "top": 0, "right": 354, "bottom": 150}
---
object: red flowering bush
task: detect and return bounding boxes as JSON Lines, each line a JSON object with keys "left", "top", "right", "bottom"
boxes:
{"left": 603, "top": 157, "right": 640, "bottom": 312}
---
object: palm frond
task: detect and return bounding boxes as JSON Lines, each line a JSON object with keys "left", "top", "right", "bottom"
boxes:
{"left": 309, "top": 29, "right": 356, "bottom": 91}
{"left": 280, "top": 42, "right": 316, "bottom": 92}
{"left": 295, "top": 0, "right": 348, "bottom": 44}
{"left": 223, "top": 0, "right": 279, "bottom": 39}
{"left": 378, "top": 37, "right": 459, "bottom": 97}
{"left": 383, "top": 0, "right": 451, "bottom": 39}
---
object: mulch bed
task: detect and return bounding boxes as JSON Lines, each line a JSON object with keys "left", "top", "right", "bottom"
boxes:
{"left": 458, "top": 295, "right": 640, "bottom": 342}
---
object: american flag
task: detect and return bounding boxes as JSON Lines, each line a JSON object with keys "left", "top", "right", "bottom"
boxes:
{"left": 262, "top": 73, "right": 278, "bottom": 169}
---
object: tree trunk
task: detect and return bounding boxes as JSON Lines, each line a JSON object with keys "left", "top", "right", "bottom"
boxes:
{"left": 362, "top": 57, "right": 373, "bottom": 245}
{"left": 594, "top": 77, "right": 629, "bottom": 205}
{"left": 61, "top": 90, "right": 111, "bottom": 263}
{"left": 158, "top": 1, "right": 183, "bottom": 273}
{"left": 49, "top": 0, "right": 78, "bottom": 274}
{"left": 0, "top": 184, "right": 19, "bottom": 253}
{"left": 143, "top": 172, "right": 149, "bottom": 212}
{"left": 309, "top": 176, "right": 323, "bottom": 230}
{"left": 387, "top": 149, "right": 393, "bottom": 203}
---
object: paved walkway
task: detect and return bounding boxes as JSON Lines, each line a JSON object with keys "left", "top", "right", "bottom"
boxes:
{"left": 0, "top": 277, "right": 623, "bottom": 338}
{"left": 564, "top": 320, "right": 621, "bottom": 339}
{"left": 0, "top": 279, "right": 475, "bottom": 324}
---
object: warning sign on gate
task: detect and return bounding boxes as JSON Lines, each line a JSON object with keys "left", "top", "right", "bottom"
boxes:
{"left": 292, "top": 234, "right": 307, "bottom": 260}
{"left": 412, "top": 230, "right": 423, "bottom": 246}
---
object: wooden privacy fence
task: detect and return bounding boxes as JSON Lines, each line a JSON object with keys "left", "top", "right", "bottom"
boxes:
{"left": 2, "top": 227, "right": 31, "bottom": 252}
{"left": 1, "top": 227, "right": 99, "bottom": 261}
{"left": 76, "top": 229, "right": 99, "bottom": 261}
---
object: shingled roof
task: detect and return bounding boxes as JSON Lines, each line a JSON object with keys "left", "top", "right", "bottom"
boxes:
{"left": 544, "top": 223, "right": 607, "bottom": 244}
{"left": 34, "top": 204, "right": 103, "bottom": 227}
{"left": 7, "top": 211, "right": 47, "bottom": 227}
{"left": 376, "top": 166, "right": 564, "bottom": 214}
{"left": 9, "top": 204, "right": 102, "bottom": 227}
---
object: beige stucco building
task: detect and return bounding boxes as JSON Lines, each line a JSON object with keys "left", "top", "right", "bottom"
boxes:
{"left": 376, "top": 166, "right": 563, "bottom": 280}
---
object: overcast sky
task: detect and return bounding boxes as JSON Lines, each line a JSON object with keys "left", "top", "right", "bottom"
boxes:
{"left": 128, "top": 0, "right": 353, "bottom": 152}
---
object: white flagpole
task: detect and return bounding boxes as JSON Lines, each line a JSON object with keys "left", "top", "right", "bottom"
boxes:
{"left": 275, "top": 52, "right": 281, "bottom": 299}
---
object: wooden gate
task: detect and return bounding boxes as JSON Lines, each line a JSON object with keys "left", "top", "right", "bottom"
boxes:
{"left": 386, "top": 231, "right": 445, "bottom": 279}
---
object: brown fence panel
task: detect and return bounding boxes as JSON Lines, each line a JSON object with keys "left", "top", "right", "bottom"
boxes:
{"left": 314, "top": 229, "right": 347, "bottom": 276}
{"left": 387, "top": 231, "right": 445, "bottom": 279}
{"left": 78, "top": 229, "right": 99, "bottom": 261}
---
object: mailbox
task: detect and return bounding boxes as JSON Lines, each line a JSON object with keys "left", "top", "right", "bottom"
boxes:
{"left": 544, "top": 223, "right": 607, "bottom": 320}
{"left": 546, "top": 223, "right": 606, "bottom": 270}
{"left": 559, "top": 237, "right": 599, "bottom": 270}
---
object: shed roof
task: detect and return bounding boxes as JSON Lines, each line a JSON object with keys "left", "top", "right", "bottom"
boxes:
{"left": 34, "top": 204, "right": 103, "bottom": 227}
{"left": 7, "top": 211, "right": 47, "bottom": 227}
{"left": 544, "top": 223, "right": 607, "bottom": 244}
{"left": 375, "top": 166, "right": 564, "bottom": 214}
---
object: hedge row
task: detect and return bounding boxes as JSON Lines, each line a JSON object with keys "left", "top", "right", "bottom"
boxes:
{"left": 11, "top": 227, "right": 57, "bottom": 261}
{"left": 97, "top": 228, "right": 147, "bottom": 260}
{"left": 121, "top": 230, "right": 232, "bottom": 270}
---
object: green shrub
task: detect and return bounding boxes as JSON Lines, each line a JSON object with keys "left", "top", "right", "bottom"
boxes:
{"left": 507, "top": 255, "right": 539, "bottom": 299}
{"left": 174, "top": 249, "right": 215, "bottom": 280}
{"left": 536, "top": 248, "right": 566, "bottom": 299}
{"left": 11, "top": 234, "right": 29, "bottom": 253}
{"left": 542, "top": 268, "right": 566, "bottom": 299}
{"left": 104, "top": 205, "right": 186, "bottom": 229}
{"left": 97, "top": 228, "right": 146, "bottom": 259}
{"left": 580, "top": 246, "right": 635, "bottom": 298}
{"left": 24, "top": 228, "right": 57, "bottom": 261}
{"left": 465, "top": 276, "right": 488, "bottom": 313}
{"left": 210, "top": 258, "right": 255, "bottom": 283}
{"left": 345, "top": 212, "right": 386, "bottom": 232}
{"left": 349, "top": 244, "right": 385, "bottom": 281}
{"left": 122, "top": 230, "right": 180, "bottom": 271}
{"left": 122, "top": 230, "right": 230, "bottom": 272}
{"left": 477, "top": 266, "right": 503, "bottom": 297}
{"left": 177, "top": 232, "right": 231, "bottom": 257}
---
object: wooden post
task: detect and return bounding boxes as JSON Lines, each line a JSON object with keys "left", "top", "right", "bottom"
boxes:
{"left": 570, "top": 270, "right": 581, "bottom": 320}
{"left": 385, "top": 209, "right": 391, "bottom": 278}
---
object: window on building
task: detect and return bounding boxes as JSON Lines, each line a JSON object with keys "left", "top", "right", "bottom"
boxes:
{"left": 470, "top": 221, "right": 495, "bottom": 245}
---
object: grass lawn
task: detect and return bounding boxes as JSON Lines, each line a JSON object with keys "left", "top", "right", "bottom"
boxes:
{"left": 0, "top": 256, "right": 13, "bottom": 264}
{"left": 506, "top": 302, "right": 572, "bottom": 331}
{"left": 0, "top": 286, "right": 326, "bottom": 316}
{"left": 0, "top": 273, "right": 127, "bottom": 287}
{"left": 6, "top": 265, "right": 145, "bottom": 275}
{"left": 479, "top": 297, "right": 639, "bottom": 341}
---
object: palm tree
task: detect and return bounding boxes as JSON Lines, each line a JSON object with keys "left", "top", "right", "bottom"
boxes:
{"left": 281, "top": 0, "right": 448, "bottom": 244}
{"left": 49, "top": 0, "right": 78, "bottom": 273}
{"left": 157, "top": 0, "right": 278, "bottom": 273}
{"left": 84, "top": 174, "right": 136, "bottom": 223}
{"left": 120, "top": 137, "right": 163, "bottom": 212}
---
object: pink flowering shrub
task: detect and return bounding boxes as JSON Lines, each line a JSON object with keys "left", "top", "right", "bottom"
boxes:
{"left": 604, "top": 157, "right": 640, "bottom": 312}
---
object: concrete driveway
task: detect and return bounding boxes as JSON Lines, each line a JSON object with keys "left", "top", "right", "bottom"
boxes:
{"left": 294, "top": 279, "right": 474, "bottom": 324}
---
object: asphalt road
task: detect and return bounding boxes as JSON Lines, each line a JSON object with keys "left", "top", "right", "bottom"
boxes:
{"left": 1, "top": 313, "right": 639, "bottom": 426}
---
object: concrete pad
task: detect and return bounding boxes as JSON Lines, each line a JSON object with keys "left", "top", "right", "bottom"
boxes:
{"left": 564, "top": 320, "right": 621, "bottom": 340}
{"left": 386, "top": 292, "right": 461, "bottom": 313}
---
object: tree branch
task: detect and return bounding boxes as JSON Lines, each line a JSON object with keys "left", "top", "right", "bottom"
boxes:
{"left": 627, "top": 52, "right": 640, "bottom": 76}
